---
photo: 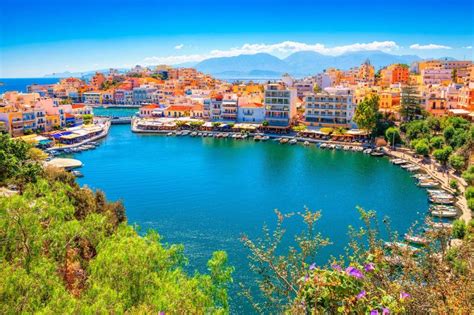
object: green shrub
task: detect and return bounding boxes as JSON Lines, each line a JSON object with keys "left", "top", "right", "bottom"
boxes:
{"left": 465, "top": 187, "right": 474, "bottom": 199}
{"left": 449, "top": 154, "right": 465, "bottom": 172}
{"left": 451, "top": 220, "right": 467, "bottom": 239}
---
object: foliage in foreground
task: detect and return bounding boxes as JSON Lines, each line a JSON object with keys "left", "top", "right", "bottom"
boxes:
{"left": 241, "top": 208, "right": 474, "bottom": 314}
{"left": 0, "top": 135, "right": 233, "bottom": 314}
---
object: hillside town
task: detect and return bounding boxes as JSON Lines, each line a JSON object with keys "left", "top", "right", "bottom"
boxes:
{"left": 1, "top": 59, "right": 473, "bottom": 144}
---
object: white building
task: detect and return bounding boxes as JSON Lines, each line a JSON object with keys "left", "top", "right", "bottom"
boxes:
{"left": 237, "top": 102, "right": 265, "bottom": 123}
{"left": 263, "top": 83, "right": 297, "bottom": 129}
{"left": 304, "top": 87, "right": 355, "bottom": 128}
{"left": 83, "top": 92, "right": 101, "bottom": 104}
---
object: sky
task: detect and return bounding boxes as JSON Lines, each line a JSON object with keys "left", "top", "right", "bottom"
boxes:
{"left": 0, "top": 0, "right": 473, "bottom": 78}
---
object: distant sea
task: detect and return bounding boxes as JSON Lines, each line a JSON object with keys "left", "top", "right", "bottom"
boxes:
{"left": 0, "top": 78, "right": 60, "bottom": 94}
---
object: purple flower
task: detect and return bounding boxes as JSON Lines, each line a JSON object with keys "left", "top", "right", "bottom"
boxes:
{"left": 364, "top": 263, "right": 375, "bottom": 272}
{"left": 400, "top": 292, "right": 411, "bottom": 299}
{"left": 309, "top": 263, "right": 316, "bottom": 270}
{"left": 356, "top": 290, "right": 366, "bottom": 300}
{"left": 304, "top": 274, "right": 309, "bottom": 282}
{"left": 345, "top": 266, "right": 363, "bottom": 279}
{"left": 331, "top": 264, "right": 342, "bottom": 271}
{"left": 159, "top": 312, "right": 165, "bottom": 315}
{"left": 382, "top": 308, "right": 390, "bottom": 314}
{"left": 370, "top": 310, "right": 379, "bottom": 315}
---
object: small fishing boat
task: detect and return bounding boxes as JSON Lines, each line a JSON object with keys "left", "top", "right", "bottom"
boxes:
{"left": 404, "top": 234, "right": 428, "bottom": 245}
{"left": 430, "top": 197, "right": 454, "bottom": 205}
{"left": 431, "top": 210, "right": 457, "bottom": 218}
{"left": 289, "top": 138, "right": 297, "bottom": 145}
{"left": 167, "top": 132, "right": 173, "bottom": 136}
{"left": 430, "top": 205, "right": 457, "bottom": 212}
{"left": 363, "top": 148, "right": 372, "bottom": 154}
{"left": 70, "top": 170, "right": 84, "bottom": 178}
{"left": 407, "top": 166, "right": 420, "bottom": 172}
{"left": 390, "top": 158, "right": 407, "bottom": 165}
{"left": 384, "top": 242, "right": 420, "bottom": 253}
{"left": 429, "top": 222, "right": 453, "bottom": 229}
{"left": 254, "top": 135, "right": 262, "bottom": 141}
{"left": 320, "top": 143, "right": 328, "bottom": 149}
{"left": 303, "top": 141, "right": 310, "bottom": 146}
{"left": 261, "top": 136, "right": 270, "bottom": 141}
{"left": 418, "top": 181, "right": 439, "bottom": 188}
{"left": 279, "top": 138, "right": 289, "bottom": 144}
{"left": 191, "top": 132, "right": 197, "bottom": 137}
{"left": 370, "top": 151, "right": 384, "bottom": 157}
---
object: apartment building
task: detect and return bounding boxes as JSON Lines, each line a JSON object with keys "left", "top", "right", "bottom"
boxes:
{"left": 263, "top": 83, "right": 297, "bottom": 129}
{"left": 304, "top": 87, "right": 355, "bottom": 128}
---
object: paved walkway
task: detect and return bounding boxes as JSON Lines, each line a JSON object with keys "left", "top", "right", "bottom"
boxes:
{"left": 384, "top": 147, "right": 471, "bottom": 222}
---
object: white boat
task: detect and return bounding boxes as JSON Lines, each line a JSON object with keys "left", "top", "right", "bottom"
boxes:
{"left": 430, "top": 205, "right": 457, "bottom": 212}
{"left": 407, "top": 166, "right": 420, "bottom": 172}
{"left": 431, "top": 210, "right": 457, "bottom": 218}
{"left": 254, "top": 135, "right": 262, "bottom": 141}
{"left": 303, "top": 141, "right": 310, "bottom": 146}
{"left": 430, "top": 197, "right": 454, "bottom": 205}
{"left": 289, "top": 139, "right": 297, "bottom": 145}
{"left": 370, "top": 151, "right": 384, "bottom": 157}
{"left": 167, "top": 132, "right": 173, "bottom": 136}
{"left": 279, "top": 138, "right": 289, "bottom": 144}
{"left": 404, "top": 234, "right": 428, "bottom": 245}
{"left": 363, "top": 148, "right": 372, "bottom": 154}
{"left": 391, "top": 158, "right": 407, "bottom": 165}
{"left": 320, "top": 143, "right": 328, "bottom": 149}
{"left": 418, "top": 181, "right": 439, "bottom": 188}
{"left": 261, "top": 136, "right": 270, "bottom": 141}
{"left": 384, "top": 242, "right": 420, "bottom": 253}
{"left": 429, "top": 222, "right": 453, "bottom": 229}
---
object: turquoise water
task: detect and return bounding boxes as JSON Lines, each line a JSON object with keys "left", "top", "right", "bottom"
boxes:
{"left": 75, "top": 123, "right": 429, "bottom": 312}
{"left": 92, "top": 107, "right": 138, "bottom": 117}
{"left": 0, "top": 78, "right": 59, "bottom": 93}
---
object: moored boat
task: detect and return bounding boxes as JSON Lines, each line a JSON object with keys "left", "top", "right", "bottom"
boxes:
{"left": 430, "top": 210, "right": 457, "bottom": 218}
{"left": 404, "top": 234, "right": 428, "bottom": 245}
{"left": 279, "top": 138, "right": 289, "bottom": 144}
{"left": 288, "top": 138, "right": 297, "bottom": 145}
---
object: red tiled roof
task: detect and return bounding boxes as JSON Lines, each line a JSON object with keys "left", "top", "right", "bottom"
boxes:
{"left": 166, "top": 105, "right": 193, "bottom": 111}
{"left": 140, "top": 104, "right": 160, "bottom": 109}
{"left": 72, "top": 104, "right": 86, "bottom": 109}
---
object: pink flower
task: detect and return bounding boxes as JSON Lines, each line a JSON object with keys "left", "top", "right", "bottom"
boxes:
{"left": 364, "top": 263, "right": 375, "bottom": 272}
{"left": 331, "top": 264, "right": 342, "bottom": 271}
{"left": 400, "top": 292, "right": 411, "bottom": 299}
{"left": 370, "top": 310, "right": 379, "bottom": 315}
{"left": 309, "top": 263, "right": 316, "bottom": 270}
{"left": 356, "top": 290, "right": 366, "bottom": 300}
{"left": 345, "top": 266, "right": 363, "bottom": 279}
{"left": 382, "top": 307, "right": 390, "bottom": 314}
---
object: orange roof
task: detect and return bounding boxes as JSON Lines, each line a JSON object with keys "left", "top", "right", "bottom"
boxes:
{"left": 72, "top": 104, "right": 86, "bottom": 109}
{"left": 140, "top": 104, "right": 160, "bottom": 109}
{"left": 65, "top": 113, "right": 75, "bottom": 118}
{"left": 192, "top": 104, "right": 203, "bottom": 111}
{"left": 240, "top": 102, "right": 263, "bottom": 108}
{"left": 166, "top": 105, "right": 193, "bottom": 111}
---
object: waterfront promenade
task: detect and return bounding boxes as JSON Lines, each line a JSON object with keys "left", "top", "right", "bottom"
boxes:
{"left": 384, "top": 147, "right": 472, "bottom": 221}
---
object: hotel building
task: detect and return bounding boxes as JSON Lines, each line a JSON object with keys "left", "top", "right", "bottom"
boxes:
{"left": 304, "top": 87, "right": 355, "bottom": 128}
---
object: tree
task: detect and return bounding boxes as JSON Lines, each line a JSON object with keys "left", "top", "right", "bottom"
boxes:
{"left": 433, "top": 146, "right": 453, "bottom": 166}
{"left": 385, "top": 127, "right": 401, "bottom": 145}
{"left": 430, "top": 136, "right": 444, "bottom": 149}
{"left": 451, "top": 69, "right": 457, "bottom": 83}
{"left": 353, "top": 95, "right": 380, "bottom": 135}
{"left": 448, "top": 154, "right": 465, "bottom": 172}
{"left": 414, "top": 139, "right": 430, "bottom": 156}
{"left": 400, "top": 85, "right": 422, "bottom": 121}
{"left": 451, "top": 220, "right": 466, "bottom": 239}
{"left": 462, "top": 166, "right": 474, "bottom": 185}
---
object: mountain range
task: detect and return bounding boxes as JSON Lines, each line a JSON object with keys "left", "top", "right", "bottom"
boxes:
{"left": 45, "top": 50, "right": 429, "bottom": 79}
{"left": 195, "top": 51, "right": 422, "bottom": 78}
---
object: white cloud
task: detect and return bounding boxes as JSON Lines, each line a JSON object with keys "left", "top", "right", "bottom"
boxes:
{"left": 464, "top": 46, "right": 472, "bottom": 49}
{"left": 174, "top": 44, "right": 184, "bottom": 50}
{"left": 143, "top": 40, "right": 399, "bottom": 65}
{"left": 409, "top": 43, "right": 452, "bottom": 50}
